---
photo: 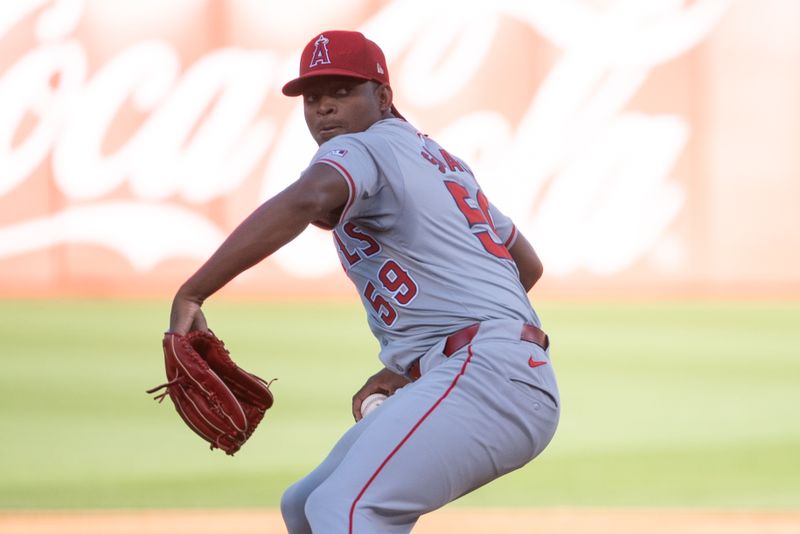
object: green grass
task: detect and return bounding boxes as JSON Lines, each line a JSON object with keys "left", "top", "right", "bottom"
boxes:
{"left": 0, "top": 299, "right": 798, "bottom": 509}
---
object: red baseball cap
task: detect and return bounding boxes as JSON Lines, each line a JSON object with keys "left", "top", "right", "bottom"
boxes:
{"left": 282, "top": 30, "right": 403, "bottom": 118}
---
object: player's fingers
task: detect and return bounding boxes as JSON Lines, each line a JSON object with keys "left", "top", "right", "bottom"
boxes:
{"left": 168, "top": 306, "right": 194, "bottom": 335}
{"left": 352, "top": 381, "right": 383, "bottom": 421}
{"left": 352, "top": 387, "right": 371, "bottom": 421}
{"left": 351, "top": 367, "right": 407, "bottom": 421}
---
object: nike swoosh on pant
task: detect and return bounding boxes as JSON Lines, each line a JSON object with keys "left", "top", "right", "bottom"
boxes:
{"left": 528, "top": 356, "right": 547, "bottom": 368}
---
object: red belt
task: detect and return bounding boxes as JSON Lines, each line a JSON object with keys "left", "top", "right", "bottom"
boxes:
{"left": 407, "top": 322, "right": 549, "bottom": 380}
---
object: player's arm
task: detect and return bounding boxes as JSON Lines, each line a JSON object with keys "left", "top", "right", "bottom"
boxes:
{"left": 508, "top": 231, "right": 543, "bottom": 292}
{"left": 483, "top": 198, "right": 542, "bottom": 292}
{"left": 169, "top": 163, "right": 349, "bottom": 334}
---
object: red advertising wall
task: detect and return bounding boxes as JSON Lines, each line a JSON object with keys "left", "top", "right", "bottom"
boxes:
{"left": 1, "top": 0, "right": 798, "bottom": 298}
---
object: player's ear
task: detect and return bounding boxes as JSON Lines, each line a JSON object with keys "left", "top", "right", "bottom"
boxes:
{"left": 376, "top": 83, "right": 393, "bottom": 114}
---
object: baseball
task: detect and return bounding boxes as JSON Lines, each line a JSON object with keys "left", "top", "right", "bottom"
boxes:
{"left": 360, "top": 393, "right": 387, "bottom": 417}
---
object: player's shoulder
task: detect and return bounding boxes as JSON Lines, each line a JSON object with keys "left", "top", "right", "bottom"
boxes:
{"left": 355, "top": 118, "right": 416, "bottom": 143}
{"left": 325, "top": 119, "right": 414, "bottom": 153}
{"left": 311, "top": 119, "right": 419, "bottom": 171}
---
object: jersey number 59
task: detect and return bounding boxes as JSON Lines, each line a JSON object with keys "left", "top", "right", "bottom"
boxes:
{"left": 363, "top": 260, "right": 418, "bottom": 326}
{"left": 444, "top": 181, "right": 512, "bottom": 260}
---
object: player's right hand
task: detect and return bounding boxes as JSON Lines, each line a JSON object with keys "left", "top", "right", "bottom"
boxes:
{"left": 351, "top": 367, "right": 410, "bottom": 422}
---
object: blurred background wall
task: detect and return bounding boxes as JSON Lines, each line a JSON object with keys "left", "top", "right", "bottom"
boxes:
{"left": 0, "top": 0, "right": 798, "bottom": 299}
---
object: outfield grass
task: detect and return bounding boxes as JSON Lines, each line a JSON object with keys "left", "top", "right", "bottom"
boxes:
{"left": 0, "top": 299, "right": 798, "bottom": 509}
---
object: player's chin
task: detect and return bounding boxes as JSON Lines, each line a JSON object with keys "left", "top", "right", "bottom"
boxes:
{"left": 316, "top": 127, "right": 345, "bottom": 144}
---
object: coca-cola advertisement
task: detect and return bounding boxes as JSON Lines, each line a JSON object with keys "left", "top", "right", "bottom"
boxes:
{"left": 1, "top": 0, "right": 798, "bottom": 297}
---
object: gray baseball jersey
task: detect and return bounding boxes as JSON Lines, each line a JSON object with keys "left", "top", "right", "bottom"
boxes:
{"left": 309, "top": 118, "right": 540, "bottom": 374}
{"left": 282, "top": 118, "right": 559, "bottom": 534}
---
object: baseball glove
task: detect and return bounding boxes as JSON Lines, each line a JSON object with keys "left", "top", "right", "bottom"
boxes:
{"left": 147, "top": 330, "right": 274, "bottom": 455}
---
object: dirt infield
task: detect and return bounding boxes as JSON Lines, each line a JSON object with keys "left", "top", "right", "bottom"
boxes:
{"left": 2, "top": 508, "right": 799, "bottom": 534}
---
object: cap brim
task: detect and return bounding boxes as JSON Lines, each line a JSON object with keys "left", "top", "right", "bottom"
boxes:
{"left": 282, "top": 69, "right": 373, "bottom": 96}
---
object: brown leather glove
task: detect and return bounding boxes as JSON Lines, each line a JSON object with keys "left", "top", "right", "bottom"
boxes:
{"left": 147, "top": 330, "right": 274, "bottom": 455}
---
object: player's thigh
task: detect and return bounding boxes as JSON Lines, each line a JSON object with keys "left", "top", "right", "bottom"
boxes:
{"left": 281, "top": 411, "right": 380, "bottom": 517}
{"left": 308, "top": 350, "right": 556, "bottom": 515}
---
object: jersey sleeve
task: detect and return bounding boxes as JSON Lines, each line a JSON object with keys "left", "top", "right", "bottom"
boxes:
{"left": 308, "top": 135, "right": 381, "bottom": 226}
{"left": 488, "top": 201, "right": 519, "bottom": 249}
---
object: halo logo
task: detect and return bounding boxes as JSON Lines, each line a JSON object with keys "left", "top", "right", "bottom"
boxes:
{"left": 309, "top": 34, "right": 331, "bottom": 68}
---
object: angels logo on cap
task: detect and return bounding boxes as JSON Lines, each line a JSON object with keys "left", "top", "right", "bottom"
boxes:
{"left": 309, "top": 34, "right": 332, "bottom": 68}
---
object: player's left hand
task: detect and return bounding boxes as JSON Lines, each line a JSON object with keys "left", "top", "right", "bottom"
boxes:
{"left": 352, "top": 367, "right": 410, "bottom": 421}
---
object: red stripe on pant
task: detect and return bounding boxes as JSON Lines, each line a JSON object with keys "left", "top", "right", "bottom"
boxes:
{"left": 348, "top": 344, "right": 476, "bottom": 533}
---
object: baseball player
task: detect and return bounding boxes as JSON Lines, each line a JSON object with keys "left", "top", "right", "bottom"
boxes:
{"left": 168, "top": 30, "right": 559, "bottom": 533}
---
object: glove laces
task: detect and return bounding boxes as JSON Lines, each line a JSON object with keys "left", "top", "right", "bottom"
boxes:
{"left": 146, "top": 378, "right": 182, "bottom": 403}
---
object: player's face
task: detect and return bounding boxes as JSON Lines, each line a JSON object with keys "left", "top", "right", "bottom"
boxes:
{"left": 302, "top": 77, "right": 388, "bottom": 145}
